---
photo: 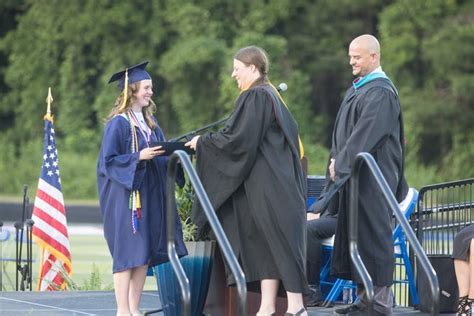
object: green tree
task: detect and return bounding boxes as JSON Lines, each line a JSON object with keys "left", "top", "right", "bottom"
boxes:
{"left": 1, "top": 0, "right": 470, "bottom": 199}
{"left": 380, "top": 0, "right": 474, "bottom": 183}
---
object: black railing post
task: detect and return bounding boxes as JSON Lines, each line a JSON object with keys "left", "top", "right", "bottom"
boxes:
{"left": 166, "top": 153, "right": 192, "bottom": 316}
{"left": 350, "top": 152, "right": 439, "bottom": 315}
{"left": 166, "top": 150, "right": 247, "bottom": 316}
{"left": 349, "top": 159, "right": 374, "bottom": 316}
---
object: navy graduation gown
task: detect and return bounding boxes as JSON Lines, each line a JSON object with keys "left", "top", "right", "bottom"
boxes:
{"left": 97, "top": 115, "right": 187, "bottom": 273}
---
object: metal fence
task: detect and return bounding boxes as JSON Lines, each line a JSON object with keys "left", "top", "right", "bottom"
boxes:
{"left": 394, "top": 178, "right": 474, "bottom": 308}
{"left": 307, "top": 176, "right": 474, "bottom": 309}
{"left": 415, "top": 178, "right": 474, "bottom": 255}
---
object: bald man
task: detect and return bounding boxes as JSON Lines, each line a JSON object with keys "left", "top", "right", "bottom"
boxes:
{"left": 312, "top": 34, "right": 408, "bottom": 315}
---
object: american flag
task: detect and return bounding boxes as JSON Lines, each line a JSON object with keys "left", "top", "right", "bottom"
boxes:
{"left": 32, "top": 115, "right": 72, "bottom": 290}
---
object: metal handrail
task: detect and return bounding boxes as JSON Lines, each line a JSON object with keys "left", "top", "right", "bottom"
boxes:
{"left": 417, "top": 221, "right": 474, "bottom": 232}
{"left": 418, "top": 178, "right": 474, "bottom": 193}
{"left": 416, "top": 178, "right": 473, "bottom": 218}
{"left": 166, "top": 150, "right": 247, "bottom": 316}
{"left": 350, "top": 152, "right": 439, "bottom": 315}
{"left": 418, "top": 202, "right": 474, "bottom": 214}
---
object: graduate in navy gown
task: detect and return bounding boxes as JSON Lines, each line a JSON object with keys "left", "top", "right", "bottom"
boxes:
{"left": 97, "top": 61, "right": 187, "bottom": 316}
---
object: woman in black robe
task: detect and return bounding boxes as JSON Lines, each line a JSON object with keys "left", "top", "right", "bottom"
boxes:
{"left": 186, "top": 46, "right": 308, "bottom": 316}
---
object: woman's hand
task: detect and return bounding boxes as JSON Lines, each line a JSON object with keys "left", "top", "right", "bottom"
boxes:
{"left": 307, "top": 212, "right": 320, "bottom": 221}
{"left": 139, "top": 146, "right": 165, "bottom": 160}
{"left": 185, "top": 135, "right": 200, "bottom": 150}
{"left": 329, "top": 158, "right": 336, "bottom": 182}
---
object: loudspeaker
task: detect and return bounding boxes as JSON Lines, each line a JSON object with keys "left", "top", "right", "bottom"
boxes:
{"left": 417, "top": 255, "right": 458, "bottom": 313}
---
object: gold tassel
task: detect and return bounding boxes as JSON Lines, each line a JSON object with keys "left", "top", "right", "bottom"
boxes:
{"left": 118, "top": 69, "right": 129, "bottom": 111}
{"left": 136, "top": 191, "right": 141, "bottom": 209}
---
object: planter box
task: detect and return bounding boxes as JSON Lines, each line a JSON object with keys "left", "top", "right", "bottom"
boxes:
{"left": 154, "top": 241, "right": 215, "bottom": 316}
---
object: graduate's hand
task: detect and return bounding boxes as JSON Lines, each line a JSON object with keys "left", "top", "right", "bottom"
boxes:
{"left": 185, "top": 135, "right": 200, "bottom": 150}
{"left": 139, "top": 146, "right": 165, "bottom": 160}
{"left": 307, "top": 212, "right": 320, "bottom": 221}
{"left": 329, "top": 158, "right": 336, "bottom": 182}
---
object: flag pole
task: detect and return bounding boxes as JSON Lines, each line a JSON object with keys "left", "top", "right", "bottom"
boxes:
{"left": 32, "top": 86, "right": 72, "bottom": 290}
{"left": 44, "top": 87, "right": 54, "bottom": 122}
{"left": 36, "top": 86, "right": 54, "bottom": 290}
{"left": 36, "top": 247, "right": 46, "bottom": 291}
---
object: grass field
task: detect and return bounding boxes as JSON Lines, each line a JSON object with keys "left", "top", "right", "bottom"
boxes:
{"left": 1, "top": 229, "right": 158, "bottom": 291}
{"left": 1, "top": 225, "right": 415, "bottom": 306}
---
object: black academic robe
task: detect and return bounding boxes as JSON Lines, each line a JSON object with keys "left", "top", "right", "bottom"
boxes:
{"left": 191, "top": 83, "right": 308, "bottom": 293}
{"left": 329, "top": 78, "right": 408, "bottom": 286}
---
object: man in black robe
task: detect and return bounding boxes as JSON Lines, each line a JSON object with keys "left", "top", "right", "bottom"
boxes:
{"left": 319, "top": 34, "right": 408, "bottom": 315}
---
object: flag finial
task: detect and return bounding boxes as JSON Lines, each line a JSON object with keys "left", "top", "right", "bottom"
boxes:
{"left": 44, "top": 87, "right": 54, "bottom": 122}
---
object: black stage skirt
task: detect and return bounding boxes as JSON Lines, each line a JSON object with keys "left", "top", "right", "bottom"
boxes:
{"left": 453, "top": 224, "right": 474, "bottom": 261}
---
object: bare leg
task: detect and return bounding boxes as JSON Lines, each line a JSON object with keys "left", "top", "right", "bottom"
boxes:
{"left": 113, "top": 269, "right": 132, "bottom": 315}
{"left": 455, "top": 259, "right": 470, "bottom": 297}
{"left": 257, "top": 279, "right": 278, "bottom": 315}
{"left": 455, "top": 239, "right": 474, "bottom": 315}
{"left": 455, "top": 239, "right": 474, "bottom": 298}
{"left": 129, "top": 264, "right": 149, "bottom": 315}
{"left": 287, "top": 291, "right": 307, "bottom": 315}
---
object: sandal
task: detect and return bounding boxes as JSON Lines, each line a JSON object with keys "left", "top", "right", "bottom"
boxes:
{"left": 458, "top": 296, "right": 473, "bottom": 316}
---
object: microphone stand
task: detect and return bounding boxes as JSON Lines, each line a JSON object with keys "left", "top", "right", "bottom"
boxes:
{"left": 169, "top": 117, "right": 228, "bottom": 142}
{"left": 15, "top": 185, "right": 33, "bottom": 291}
{"left": 25, "top": 218, "right": 34, "bottom": 291}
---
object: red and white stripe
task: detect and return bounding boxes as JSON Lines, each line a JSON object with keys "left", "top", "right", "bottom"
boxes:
{"left": 32, "top": 178, "right": 72, "bottom": 290}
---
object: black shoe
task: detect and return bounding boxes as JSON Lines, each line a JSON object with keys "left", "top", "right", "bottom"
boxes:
{"left": 306, "top": 285, "right": 323, "bottom": 307}
{"left": 333, "top": 304, "right": 365, "bottom": 315}
{"left": 285, "top": 307, "right": 306, "bottom": 315}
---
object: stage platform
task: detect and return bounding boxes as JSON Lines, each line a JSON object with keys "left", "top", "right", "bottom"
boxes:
{"left": 0, "top": 290, "right": 441, "bottom": 315}
{"left": 0, "top": 291, "right": 161, "bottom": 315}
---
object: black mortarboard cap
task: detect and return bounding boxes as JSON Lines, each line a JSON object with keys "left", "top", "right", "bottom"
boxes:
{"left": 108, "top": 61, "right": 151, "bottom": 90}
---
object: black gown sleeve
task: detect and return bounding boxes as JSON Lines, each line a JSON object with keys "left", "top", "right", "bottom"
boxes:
{"left": 334, "top": 87, "right": 400, "bottom": 179}
{"left": 191, "top": 88, "right": 274, "bottom": 227}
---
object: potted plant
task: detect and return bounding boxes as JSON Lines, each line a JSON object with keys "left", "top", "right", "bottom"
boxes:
{"left": 153, "top": 180, "right": 215, "bottom": 316}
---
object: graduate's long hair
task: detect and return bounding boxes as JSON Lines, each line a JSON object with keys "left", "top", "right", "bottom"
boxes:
{"left": 234, "top": 46, "right": 269, "bottom": 88}
{"left": 105, "top": 81, "right": 158, "bottom": 129}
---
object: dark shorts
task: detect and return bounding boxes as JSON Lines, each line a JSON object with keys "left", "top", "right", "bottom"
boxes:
{"left": 453, "top": 224, "right": 474, "bottom": 261}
